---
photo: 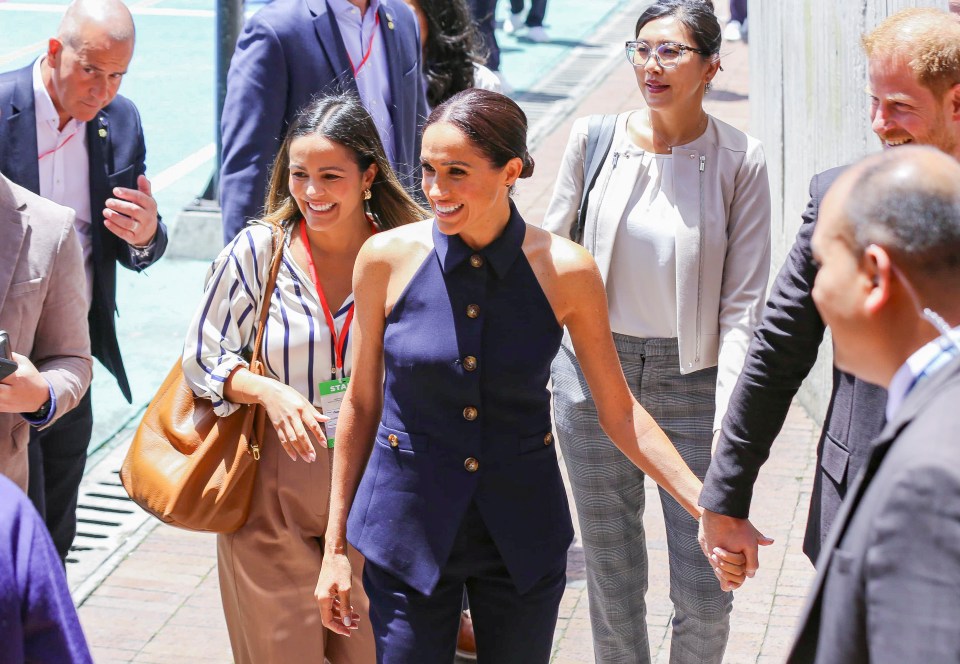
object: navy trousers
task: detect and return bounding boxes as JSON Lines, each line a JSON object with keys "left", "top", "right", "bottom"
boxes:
{"left": 729, "top": 0, "right": 747, "bottom": 23}
{"left": 28, "top": 390, "right": 92, "bottom": 562}
{"left": 510, "top": 0, "right": 547, "bottom": 27}
{"left": 468, "top": 0, "right": 501, "bottom": 71}
{"left": 363, "top": 502, "right": 565, "bottom": 664}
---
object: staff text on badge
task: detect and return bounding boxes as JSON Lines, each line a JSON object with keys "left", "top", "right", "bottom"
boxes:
{"left": 318, "top": 377, "right": 350, "bottom": 448}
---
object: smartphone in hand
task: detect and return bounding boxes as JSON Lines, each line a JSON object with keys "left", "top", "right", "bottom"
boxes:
{"left": 0, "top": 331, "right": 18, "bottom": 381}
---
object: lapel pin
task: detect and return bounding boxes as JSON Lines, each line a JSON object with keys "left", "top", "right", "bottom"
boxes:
{"left": 98, "top": 127, "right": 107, "bottom": 138}
{"left": 386, "top": 12, "right": 394, "bottom": 29}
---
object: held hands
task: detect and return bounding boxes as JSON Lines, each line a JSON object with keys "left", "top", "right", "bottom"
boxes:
{"left": 316, "top": 551, "right": 360, "bottom": 636}
{"left": 0, "top": 353, "right": 50, "bottom": 414}
{"left": 103, "top": 175, "right": 159, "bottom": 248}
{"left": 258, "top": 380, "right": 328, "bottom": 462}
{"left": 698, "top": 509, "right": 774, "bottom": 591}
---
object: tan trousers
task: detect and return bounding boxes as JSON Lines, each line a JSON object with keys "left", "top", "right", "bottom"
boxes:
{"left": 217, "top": 427, "right": 375, "bottom": 664}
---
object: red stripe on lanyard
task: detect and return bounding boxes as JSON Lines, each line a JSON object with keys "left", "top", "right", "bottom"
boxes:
{"left": 299, "top": 218, "right": 375, "bottom": 379}
{"left": 346, "top": 10, "right": 380, "bottom": 78}
{"left": 38, "top": 131, "right": 77, "bottom": 161}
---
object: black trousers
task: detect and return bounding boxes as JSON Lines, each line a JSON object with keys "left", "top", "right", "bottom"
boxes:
{"left": 468, "top": 0, "right": 501, "bottom": 71}
{"left": 28, "top": 389, "right": 93, "bottom": 562}
{"left": 363, "top": 502, "right": 566, "bottom": 664}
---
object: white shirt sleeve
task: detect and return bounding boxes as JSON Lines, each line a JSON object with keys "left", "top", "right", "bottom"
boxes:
{"left": 181, "top": 225, "right": 274, "bottom": 417}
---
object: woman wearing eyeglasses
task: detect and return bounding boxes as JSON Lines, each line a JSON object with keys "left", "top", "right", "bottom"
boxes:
{"left": 542, "top": 1, "right": 771, "bottom": 662}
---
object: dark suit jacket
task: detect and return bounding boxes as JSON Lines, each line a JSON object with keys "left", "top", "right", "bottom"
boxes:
{"left": 0, "top": 64, "right": 168, "bottom": 403}
{"left": 219, "top": 0, "right": 428, "bottom": 244}
{"left": 788, "top": 354, "right": 960, "bottom": 664}
{"left": 700, "top": 167, "right": 887, "bottom": 562}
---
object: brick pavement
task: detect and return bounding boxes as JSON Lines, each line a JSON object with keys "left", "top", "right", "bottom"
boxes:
{"left": 76, "top": 29, "right": 819, "bottom": 664}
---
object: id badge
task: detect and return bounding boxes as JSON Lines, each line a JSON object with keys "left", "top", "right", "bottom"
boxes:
{"left": 318, "top": 378, "right": 350, "bottom": 448}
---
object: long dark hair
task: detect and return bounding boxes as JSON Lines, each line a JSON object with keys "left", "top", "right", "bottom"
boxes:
{"left": 415, "top": 0, "right": 485, "bottom": 107}
{"left": 426, "top": 89, "right": 535, "bottom": 182}
{"left": 635, "top": 0, "right": 722, "bottom": 56}
{"left": 263, "top": 93, "right": 427, "bottom": 230}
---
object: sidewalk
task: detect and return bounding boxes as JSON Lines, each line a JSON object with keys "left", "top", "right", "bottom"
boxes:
{"left": 76, "top": 18, "right": 818, "bottom": 664}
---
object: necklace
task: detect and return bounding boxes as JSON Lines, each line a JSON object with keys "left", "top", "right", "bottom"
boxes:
{"left": 647, "top": 110, "right": 708, "bottom": 153}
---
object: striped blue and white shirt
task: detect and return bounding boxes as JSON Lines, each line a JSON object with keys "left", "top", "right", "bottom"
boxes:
{"left": 182, "top": 223, "right": 354, "bottom": 417}
{"left": 885, "top": 324, "right": 960, "bottom": 421}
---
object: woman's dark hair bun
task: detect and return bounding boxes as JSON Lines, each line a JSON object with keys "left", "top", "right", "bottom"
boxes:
{"left": 426, "top": 89, "right": 533, "bottom": 182}
{"left": 520, "top": 151, "right": 535, "bottom": 178}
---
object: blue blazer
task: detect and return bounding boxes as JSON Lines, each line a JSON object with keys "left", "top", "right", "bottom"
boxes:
{"left": 219, "top": 0, "right": 428, "bottom": 244}
{"left": 0, "top": 474, "right": 92, "bottom": 664}
{"left": 0, "top": 64, "right": 168, "bottom": 403}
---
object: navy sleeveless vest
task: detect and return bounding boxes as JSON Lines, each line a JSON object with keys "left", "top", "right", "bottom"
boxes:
{"left": 347, "top": 204, "right": 574, "bottom": 595}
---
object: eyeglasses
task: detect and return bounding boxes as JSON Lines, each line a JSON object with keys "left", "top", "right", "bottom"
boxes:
{"left": 625, "top": 40, "right": 710, "bottom": 69}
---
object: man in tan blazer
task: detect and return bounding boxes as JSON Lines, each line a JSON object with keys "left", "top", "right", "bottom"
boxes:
{"left": 0, "top": 172, "right": 91, "bottom": 490}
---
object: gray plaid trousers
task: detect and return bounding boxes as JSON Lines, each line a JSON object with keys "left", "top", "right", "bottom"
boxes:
{"left": 552, "top": 336, "right": 731, "bottom": 664}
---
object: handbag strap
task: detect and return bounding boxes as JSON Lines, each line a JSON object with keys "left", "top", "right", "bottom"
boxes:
{"left": 248, "top": 224, "right": 287, "bottom": 372}
{"left": 574, "top": 113, "right": 617, "bottom": 244}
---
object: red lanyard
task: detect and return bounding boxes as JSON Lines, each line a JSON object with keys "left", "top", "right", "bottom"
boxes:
{"left": 299, "top": 219, "right": 377, "bottom": 379}
{"left": 38, "top": 131, "right": 77, "bottom": 161}
{"left": 346, "top": 11, "right": 380, "bottom": 77}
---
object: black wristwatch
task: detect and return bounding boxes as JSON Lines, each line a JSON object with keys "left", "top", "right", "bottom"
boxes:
{"left": 25, "top": 397, "right": 52, "bottom": 422}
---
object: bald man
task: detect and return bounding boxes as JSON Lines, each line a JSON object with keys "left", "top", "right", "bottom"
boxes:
{"left": 788, "top": 146, "right": 960, "bottom": 663}
{"left": 0, "top": 0, "right": 168, "bottom": 560}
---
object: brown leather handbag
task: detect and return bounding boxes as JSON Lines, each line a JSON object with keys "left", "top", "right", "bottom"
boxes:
{"left": 120, "top": 225, "right": 286, "bottom": 533}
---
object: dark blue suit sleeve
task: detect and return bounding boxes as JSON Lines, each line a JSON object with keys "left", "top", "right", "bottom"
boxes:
{"left": 0, "top": 478, "right": 92, "bottom": 664}
{"left": 116, "top": 103, "right": 168, "bottom": 271}
{"left": 219, "top": 15, "right": 289, "bottom": 245}
{"left": 700, "top": 171, "right": 830, "bottom": 518}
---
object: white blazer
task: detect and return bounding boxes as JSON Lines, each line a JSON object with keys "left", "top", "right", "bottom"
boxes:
{"left": 542, "top": 112, "right": 771, "bottom": 430}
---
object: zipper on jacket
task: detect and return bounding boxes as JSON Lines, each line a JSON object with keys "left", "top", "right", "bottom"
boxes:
{"left": 591, "top": 151, "right": 620, "bottom": 249}
{"left": 695, "top": 155, "right": 705, "bottom": 365}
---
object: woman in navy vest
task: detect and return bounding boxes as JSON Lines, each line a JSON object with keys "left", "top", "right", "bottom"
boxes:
{"left": 314, "top": 89, "right": 751, "bottom": 663}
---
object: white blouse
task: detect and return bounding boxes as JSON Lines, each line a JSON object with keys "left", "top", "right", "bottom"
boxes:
{"left": 182, "top": 222, "right": 354, "bottom": 417}
{"left": 606, "top": 150, "right": 680, "bottom": 339}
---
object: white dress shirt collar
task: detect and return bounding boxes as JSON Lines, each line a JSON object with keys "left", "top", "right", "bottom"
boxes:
{"left": 327, "top": 0, "right": 382, "bottom": 19}
{"left": 32, "top": 57, "right": 83, "bottom": 137}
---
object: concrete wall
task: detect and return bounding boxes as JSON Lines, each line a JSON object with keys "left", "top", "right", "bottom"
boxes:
{"left": 748, "top": 0, "right": 948, "bottom": 423}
